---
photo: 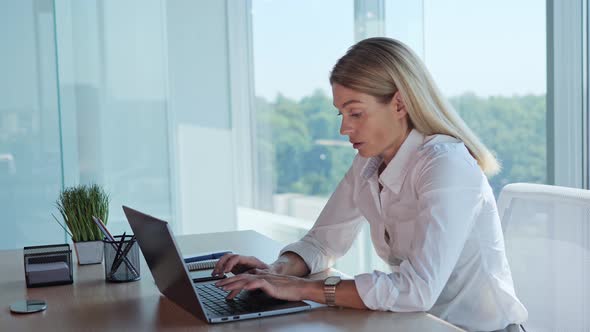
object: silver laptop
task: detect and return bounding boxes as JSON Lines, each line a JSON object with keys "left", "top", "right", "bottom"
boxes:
{"left": 122, "top": 205, "right": 311, "bottom": 323}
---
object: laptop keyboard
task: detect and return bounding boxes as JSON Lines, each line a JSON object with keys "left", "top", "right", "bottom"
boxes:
{"left": 195, "top": 283, "right": 288, "bottom": 317}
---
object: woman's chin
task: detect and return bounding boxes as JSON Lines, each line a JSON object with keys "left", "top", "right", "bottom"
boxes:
{"left": 357, "top": 149, "right": 374, "bottom": 158}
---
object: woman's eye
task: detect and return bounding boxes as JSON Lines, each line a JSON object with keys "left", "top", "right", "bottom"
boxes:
{"left": 336, "top": 112, "right": 342, "bottom": 116}
{"left": 351, "top": 112, "right": 362, "bottom": 118}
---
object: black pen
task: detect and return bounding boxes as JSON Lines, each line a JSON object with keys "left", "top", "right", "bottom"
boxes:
{"left": 110, "top": 235, "right": 137, "bottom": 277}
{"left": 109, "top": 233, "right": 126, "bottom": 276}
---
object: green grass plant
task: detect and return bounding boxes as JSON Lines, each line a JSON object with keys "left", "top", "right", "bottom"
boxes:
{"left": 53, "top": 184, "right": 110, "bottom": 242}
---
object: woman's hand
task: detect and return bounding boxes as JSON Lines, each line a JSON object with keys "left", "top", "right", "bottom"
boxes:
{"left": 214, "top": 270, "right": 318, "bottom": 301}
{"left": 211, "top": 254, "right": 271, "bottom": 276}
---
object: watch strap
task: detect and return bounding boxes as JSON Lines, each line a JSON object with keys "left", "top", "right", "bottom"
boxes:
{"left": 324, "top": 284, "right": 337, "bottom": 306}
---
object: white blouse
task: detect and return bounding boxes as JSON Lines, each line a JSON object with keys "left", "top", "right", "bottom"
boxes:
{"left": 280, "top": 129, "right": 528, "bottom": 331}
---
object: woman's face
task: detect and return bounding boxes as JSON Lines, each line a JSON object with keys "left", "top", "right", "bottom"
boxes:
{"left": 332, "top": 83, "right": 410, "bottom": 164}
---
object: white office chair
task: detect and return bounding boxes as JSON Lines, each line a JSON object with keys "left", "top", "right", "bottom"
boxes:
{"left": 497, "top": 183, "right": 590, "bottom": 332}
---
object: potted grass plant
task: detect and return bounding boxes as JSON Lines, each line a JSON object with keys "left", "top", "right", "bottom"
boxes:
{"left": 52, "top": 184, "right": 110, "bottom": 265}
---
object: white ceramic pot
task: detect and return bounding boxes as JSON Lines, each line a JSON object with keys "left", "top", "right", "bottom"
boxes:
{"left": 74, "top": 240, "right": 104, "bottom": 265}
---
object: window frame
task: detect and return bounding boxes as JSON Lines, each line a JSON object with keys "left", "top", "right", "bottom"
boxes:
{"left": 547, "top": 0, "right": 589, "bottom": 189}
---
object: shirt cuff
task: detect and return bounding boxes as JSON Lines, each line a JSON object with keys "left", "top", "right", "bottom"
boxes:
{"left": 354, "top": 271, "right": 400, "bottom": 311}
{"left": 280, "top": 241, "right": 323, "bottom": 274}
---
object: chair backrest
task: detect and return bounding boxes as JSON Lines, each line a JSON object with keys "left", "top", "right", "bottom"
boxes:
{"left": 497, "top": 183, "right": 590, "bottom": 331}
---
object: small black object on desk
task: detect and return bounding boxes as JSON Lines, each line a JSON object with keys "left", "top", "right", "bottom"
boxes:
{"left": 9, "top": 299, "right": 48, "bottom": 314}
{"left": 23, "top": 244, "right": 73, "bottom": 287}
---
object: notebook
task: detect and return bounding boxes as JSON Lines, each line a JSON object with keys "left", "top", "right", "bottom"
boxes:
{"left": 187, "top": 258, "right": 218, "bottom": 271}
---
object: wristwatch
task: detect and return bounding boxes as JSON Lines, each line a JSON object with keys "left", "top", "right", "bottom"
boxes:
{"left": 323, "top": 276, "right": 342, "bottom": 306}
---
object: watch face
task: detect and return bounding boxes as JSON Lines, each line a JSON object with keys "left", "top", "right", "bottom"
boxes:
{"left": 325, "top": 276, "right": 341, "bottom": 286}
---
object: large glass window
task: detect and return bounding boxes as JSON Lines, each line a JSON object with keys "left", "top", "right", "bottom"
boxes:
{"left": 1, "top": 0, "right": 237, "bottom": 249}
{"left": 252, "top": 0, "right": 355, "bottom": 217}
{"left": 0, "top": 1, "right": 550, "bottom": 269}
{"left": 0, "top": 0, "right": 64, "bottom": 249}
{"left": 418, "top": 0, "right": 547, "bottom": 195}
{"left": 55, "top": 0, "right": 173, "bottom": 235}
{"left": 249, "top": 0, "right": 546, "bottom": 275}
{"left": 247, "top": 0, "right": 374, "bottom": 274}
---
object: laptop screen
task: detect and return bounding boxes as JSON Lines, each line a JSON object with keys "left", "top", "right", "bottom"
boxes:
{"left": 123, "top": 206, "right": 206, "bottom": 320}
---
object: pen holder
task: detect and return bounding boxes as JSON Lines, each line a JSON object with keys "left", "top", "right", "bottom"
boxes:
{"left": 103, "top": 235, "right": 140, "bottom": 283}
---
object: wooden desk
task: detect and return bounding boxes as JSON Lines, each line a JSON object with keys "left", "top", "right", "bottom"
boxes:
{"left": 0, "top": 230, "right": 464, "bottom": 331}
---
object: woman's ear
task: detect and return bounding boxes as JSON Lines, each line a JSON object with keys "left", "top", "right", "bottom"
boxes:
{"left": 392, "top": 91, "right": 407, "bottom": 118}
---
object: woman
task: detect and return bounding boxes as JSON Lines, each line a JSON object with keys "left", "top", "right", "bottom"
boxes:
{"left": 213, "top": 37, "right": 528, "bottom": 331}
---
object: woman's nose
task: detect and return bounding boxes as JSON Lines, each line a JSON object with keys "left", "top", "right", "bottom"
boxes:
{"left": 340, "top": 118, "right": 353, "bottom": 136}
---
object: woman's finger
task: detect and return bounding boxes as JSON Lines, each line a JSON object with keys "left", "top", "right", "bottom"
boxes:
{"left": 226, "top": 289, "right": 242, "bottom": 300}
{"left": 215, "top": 274, "right": 248, "bottom": 290}
{"left": 249, "top": 268, "right": 270, "bottom": 275}
{"left": 212, "top": 254, "right": 269, "bottom": 276}
{"left": 223, "top": 255, "right": 251, "bottom": 273}
{"left": 243, "top": 278, "right": 268, "bottom": 292}
{"left": 211, "top": 254, "right": 235, "bottom": 276}
{"left": 217, "top": 275, "right": 255, "bottom": 299}
{"left": 212, "top": 253, "right": 237, "bottom": 276}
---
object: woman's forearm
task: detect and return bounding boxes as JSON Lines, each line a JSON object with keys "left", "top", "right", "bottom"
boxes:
{"left": 269, "top": 252, "right": 367, "bottom": 309}
{"left": 269, "top": 251, "right": 311, "bottom": 277}
{"left": 302, "top": 279, "right": 368, "bottom": 309}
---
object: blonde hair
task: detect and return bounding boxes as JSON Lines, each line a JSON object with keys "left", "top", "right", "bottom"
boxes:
{"left": 330, "top": 37, "right": 500, "bottom": 176}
